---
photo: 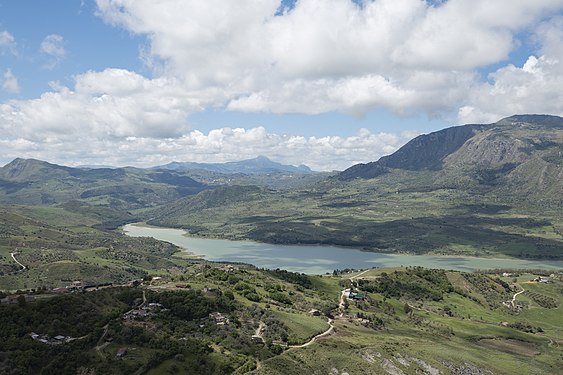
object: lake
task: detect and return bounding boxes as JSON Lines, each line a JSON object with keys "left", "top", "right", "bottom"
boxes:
{"left": 123, "top": 223, "right": 563, "bottom": 274}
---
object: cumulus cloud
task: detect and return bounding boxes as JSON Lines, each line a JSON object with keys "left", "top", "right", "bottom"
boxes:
{"left": 2, "top": 1, "right": 563, "bottom": 170}
{"left": 95, "top": 0, "right": 563, "bottom": 116}
{"left": 0, "top": 66, "right": 416, "bottom": 171}
{"left": 458, "top": 16, "right": 563, "bottom": 124}
{"left": 0, "top": 124, "right": 415, "bottom": 171}
{"left": 2, "top": 69, "right": 19, "bottom": 94}
{"left": 0, "top": 65, "right": 415, "bottom": 170}
{"left": 40, "top": 34, "right": 66, "bottom": 68}
{"left": 0, "top": 68, "right": 202, "bottom": 140}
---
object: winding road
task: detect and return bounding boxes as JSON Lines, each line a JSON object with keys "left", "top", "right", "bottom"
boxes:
{"left": 289, "top": 319, "right": 334, "bottom": 349}
{"left": 95, "top": 323, "right": 110, "bottom": 359}
{"left": 286, "top": 270, "right": 372, "bottom": 349}
{"left": 511, "top": 287, "right": 525, "bottom": 308}
{"left": 10, "top": 252, "right": 26, "bottom": 271}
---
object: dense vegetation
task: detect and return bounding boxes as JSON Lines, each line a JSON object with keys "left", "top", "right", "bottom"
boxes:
{"left": 356, "top": 267, "right": 454, "bottom": 301}
{"left": 1, "top": 265, "right": 561, "bottom": 375}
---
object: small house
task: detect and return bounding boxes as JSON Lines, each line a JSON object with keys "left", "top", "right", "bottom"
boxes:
{"left": 349, "top": 292, "right": 365, "bottom": 301}
{"left": 209, "top": 312, "right": 227, "bottom": 324}
{"left": 116, "top": 348, "right": 128, "bottom": 358}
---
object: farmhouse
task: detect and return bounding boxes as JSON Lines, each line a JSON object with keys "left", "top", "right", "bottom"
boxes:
{"left": 209, "top": 312, "right": 228, "bottom": 325}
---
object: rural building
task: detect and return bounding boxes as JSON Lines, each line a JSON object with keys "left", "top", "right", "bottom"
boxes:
{"left": 209, "top": 312, "right": 227, "bottom": 325}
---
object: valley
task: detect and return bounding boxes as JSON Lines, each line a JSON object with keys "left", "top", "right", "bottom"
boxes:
{"left": 0, "top": 114, "right": 561, "bottom": 374}
{"left": 143, "top": 115, "right": 563, "bottom": 260}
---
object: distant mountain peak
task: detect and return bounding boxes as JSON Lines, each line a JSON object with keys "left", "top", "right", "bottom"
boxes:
{"left": 156, "top": 156, "right": 314, "bottom": 174}
{"left": 0, "top": 158, "right": 71, "bottom": 181}
{"left": 253, "top": 155, "right": 270, "bottom": 161}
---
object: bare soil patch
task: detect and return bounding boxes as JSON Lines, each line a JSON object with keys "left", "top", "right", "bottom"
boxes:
{"left": 478, "top": 338, "right": 539, "bottom": 357}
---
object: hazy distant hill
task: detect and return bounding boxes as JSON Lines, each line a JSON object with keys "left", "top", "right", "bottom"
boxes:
{"left": 0, "top": 158, "right": 207, "bottom": 209}
{"left": 157, "top": 155, "right": 313, "bottom": 174}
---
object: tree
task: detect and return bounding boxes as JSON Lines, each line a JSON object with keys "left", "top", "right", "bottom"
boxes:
{"left": 17, "top": 295, "right": 26, "bottom": 308}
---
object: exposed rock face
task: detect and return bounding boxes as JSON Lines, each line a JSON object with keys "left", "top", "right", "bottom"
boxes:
{"left": 339, "top": 124, "right": 485, "bottom": 180}
{"left": 337, "top": 114, "right": 563, "bottom": 203}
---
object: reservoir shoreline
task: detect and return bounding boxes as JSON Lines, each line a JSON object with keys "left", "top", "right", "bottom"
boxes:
{"left": 123, "top": 223, "right": 563, "bottom": 275}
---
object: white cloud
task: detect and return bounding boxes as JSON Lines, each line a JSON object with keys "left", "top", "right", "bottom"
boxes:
{"left": 0, "top": 65, "right": 416, "bottom": 171}
{"left": 458, "top": 16, "right": 563, "bottom": 124}
{"left": 94, "top": 0, "right": 563, "bottom": 116}
{"left": 40, "top": 34, "right": 66, "bottom": 68}
{"left": 0, "top": 65, "right": 415, "bottom": 170}
{"left": 2, "top": 69, "right": 19, "bottom": 94}
{"left": 0, "top": 31, "right": 14, "bottom": 45}
{"left": 2, "top": 1, "right": 563, "bottom": 171}
{"left": 0, "top": 123, "right": 415, "bottom": 171}
{"left": 0, "top": 68, "right": 202, "bottom": 140}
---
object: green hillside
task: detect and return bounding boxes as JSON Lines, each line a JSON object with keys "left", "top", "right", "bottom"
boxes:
{"left": 0, "top": 159, "right": 208, "bottom": 210}
{"left": 145, "top": 115, "right": 563, "bottom": 259}
{"left": 0, "top": 189, "right": 561, "bottom": 374}
{"left": 0, "top": 204, "right": 182, "bottom": 290}
{"left": 1, "top": 262, "right": 561, "bottom": 374}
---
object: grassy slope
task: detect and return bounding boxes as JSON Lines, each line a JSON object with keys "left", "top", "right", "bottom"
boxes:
{"left": 255, "top": 269, "right": 563, "bottom": 375}
{"left": 0, "top": 204, "right": 185, "bottom": 290}
{"left": 1, "top": 202, "right": 561, "bottom": 374}
{"left": 147, "top": 178, "right": 563, "bottom": 259}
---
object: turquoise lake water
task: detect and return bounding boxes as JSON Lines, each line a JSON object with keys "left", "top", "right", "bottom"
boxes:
{"left": 123, "top": 224, "right": 563, "bottom": 274}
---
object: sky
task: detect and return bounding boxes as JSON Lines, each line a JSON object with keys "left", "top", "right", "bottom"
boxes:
{"left": 1, "top": 0, "right": 562, "bottom": 171}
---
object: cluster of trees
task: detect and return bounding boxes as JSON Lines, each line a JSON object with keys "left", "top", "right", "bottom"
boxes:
{"left": 508, "top": 321, "right": 544, "bottom": 333}
{"left": 268, "top": 291, "right": 292, "bottom": 305}
{"left": 235, "top": 282, "right": 261, "bottom": 302}
{"left": 265, "top": 269, "right": 312, "bottom": 289}
{"left": 356, "top": 311, "right": 385, "bottom": 330}
{"left": 0, "top": 287, "right": 141, "bottom": 374}
{"left": 152, "top": 289, "right": 235, "bottom": 321}
{"left": 460, "top": 273, "right": 511, "bottom": 308}
{"left": 357, "top": 268, "right": 453, "bottom": 301}
{"left": 525, "top": 291, "right": 558, "bottom": 308}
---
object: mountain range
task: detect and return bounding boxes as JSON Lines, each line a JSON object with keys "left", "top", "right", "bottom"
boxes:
{"left": 155, "top": 155, "right": 313, "bottom": 174}
{"left": 144, "top": 115, "right": 563, "bottom": 259}
{"left": 0, "top": 158, "right": 207, "bottom": 210}
{"left": 0, "top": 114, "right": 561, "bottom": 258}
